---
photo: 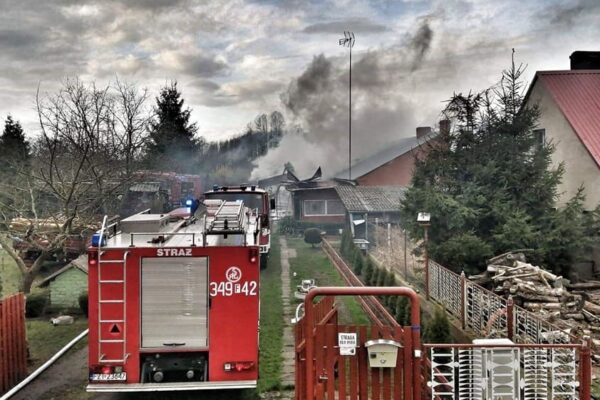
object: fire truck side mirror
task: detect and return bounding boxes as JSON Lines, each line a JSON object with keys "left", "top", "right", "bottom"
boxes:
{"left": 270, "top": 199, "right": 276, "bottom": 210}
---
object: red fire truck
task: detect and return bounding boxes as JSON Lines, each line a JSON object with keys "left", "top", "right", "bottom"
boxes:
{"left": 86, "top": 199, "right": 261, "bottom": 393}
{"left": 204, "top": 185, "right": 274, "bottom": 269}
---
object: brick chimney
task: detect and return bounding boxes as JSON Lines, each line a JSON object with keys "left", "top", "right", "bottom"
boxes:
{"left": 439, "top": 119, "right": 451, "bottom": 136}
{"left": 570, "top": 51, "right": 600, "bottom": 70}
{"left": 416, "top": 126, "right": 432, "bottom": 139}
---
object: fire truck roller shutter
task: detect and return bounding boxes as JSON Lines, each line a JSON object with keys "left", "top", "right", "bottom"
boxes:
{"left": 141, "top": 257, "right": 208, "bottom": 348}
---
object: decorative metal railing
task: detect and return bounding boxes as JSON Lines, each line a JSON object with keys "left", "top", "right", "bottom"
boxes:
{"left": 464, "top": 281, "right": 508, "bottom": 338}
{"left": 425, "top": 343, "right": 587, "bottom": 400}
{"left": 514, "top": 305, "right": 574, "bottom": 345}
{"left": 429, "top": 260, "right": 462, "bottom": 318}
{"left": 426, "top": 259, "right": 581, "bottom": 347}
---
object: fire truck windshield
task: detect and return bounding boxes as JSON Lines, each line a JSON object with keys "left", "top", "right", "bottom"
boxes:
{"left": 206, "top": 192, "right": 265, "bottom": 212}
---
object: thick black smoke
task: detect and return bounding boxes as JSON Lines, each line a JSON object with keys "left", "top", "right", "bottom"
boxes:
{"left": 251, "top": 21, "right": 440, "bottom": 180}
{"left": 410, "top": 21, "right": 433, "bottom": 71}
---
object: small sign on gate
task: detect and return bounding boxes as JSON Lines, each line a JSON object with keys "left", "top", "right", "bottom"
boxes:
{"left": 338, "top": 332, "right": 357, "bottom": 356}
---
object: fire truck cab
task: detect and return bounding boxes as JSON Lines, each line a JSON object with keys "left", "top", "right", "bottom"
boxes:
{"left": 87, "top": 199, "right": 260, "bottom": 392}
{"left": 204, "top": 185, "right": 273, "bottom": 269}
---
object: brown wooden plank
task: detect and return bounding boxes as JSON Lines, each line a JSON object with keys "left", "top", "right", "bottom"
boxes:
{"left": 347, "top": 326, "right": 359, "bottom": 400}
{"left": 325, "top": 324, "right": 336, "bottom": 400}
{"left": 336, "top": 325, "right": 347, "bottom": 400}
{"left": 380, "top": 327, "right": 392, "bottom": 400}
{"left": 19, "top": 294, "right": 27, "bottom": 379}
{"left": 393, "top": 327, "right": 403, "bottom": 400}
{"left": 369, "top": 325, "right": 381, "bottom": 400}
{"left": 403, "top": 327, "right": 413, "bottom": 400}
{"left": 315, "top": 324, "right": 325, "bottom": 399}
{"left": 358, "top": 326, "right": 369, "bottom": 399}
{"left": 316, "top": 382, "right": 325, "bottom": 400}
{"left": 1, "top": 299, "right": 5, "bottom": 392}
{"left": 7, "top": 296, "right": 15, "bottom": 387}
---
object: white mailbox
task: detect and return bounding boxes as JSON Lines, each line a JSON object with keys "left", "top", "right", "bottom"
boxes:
{"left": 364, "top": 339, "right": 402, "bottom": 368}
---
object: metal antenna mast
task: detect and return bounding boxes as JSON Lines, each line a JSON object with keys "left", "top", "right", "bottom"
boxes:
{"left": 339, "top": 31, "right": 355, "bottom": 180}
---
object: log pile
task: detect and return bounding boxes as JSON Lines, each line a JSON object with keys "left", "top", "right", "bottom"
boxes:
{"left": 470, "top": 251, "right": 600, "bottom": 362}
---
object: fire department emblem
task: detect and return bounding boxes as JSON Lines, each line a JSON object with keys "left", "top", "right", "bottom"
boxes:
{"left": 225, "top": 267, "right": 242, "bottom": 283}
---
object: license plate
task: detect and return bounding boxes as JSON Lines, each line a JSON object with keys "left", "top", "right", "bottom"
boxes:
{"left": 90, "top": 372, "right": 127, "bottom": 381}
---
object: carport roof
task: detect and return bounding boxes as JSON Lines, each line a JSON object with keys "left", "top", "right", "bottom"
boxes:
{"left": 334, "top": 186, "right": 406, "bottom": 213}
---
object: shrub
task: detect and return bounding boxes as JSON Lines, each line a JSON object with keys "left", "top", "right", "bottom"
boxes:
{"left": 384, "top": 271, "right": 396, "bottom": 307}
{"left": 370, "top": 266, "right": 380, "bottom": 286}
{"left": 341, "top": 229, "right": 352, "bottom": 257}
{"left": 304, "top": 228, "right": 323, "bottom": 247}
{"left": 352, "top": 249, "right": 364, "bottom": 275}
{"left": 394, "top": 296, "right": 408, "bottom": 325}
{"left": 363, "top": 259, "right": 374, "bottom": 285}
{"left": 424, "top": 306, "right": 452, "bottom": 343}
{"left": 26, "top": 289, "right": 49, "bottom": 318}
{"left": 376, "top": 267, "right": 386, "bottom": 286}
{"left": 78, "top": 291, "right": 89, "bottom": 317}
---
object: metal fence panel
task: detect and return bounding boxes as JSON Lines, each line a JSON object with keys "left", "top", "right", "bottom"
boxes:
{"left": 426, "top": 345, "right": 582, "bottom": 400}
{"left": 429, "top": 261, "right": 462, "bottom": 319}
{"left": 465, "top": 281, "right": 508, "bottom": 338}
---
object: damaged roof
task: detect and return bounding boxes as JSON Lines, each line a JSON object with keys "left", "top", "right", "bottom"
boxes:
{"left": 335, "top": 132, "right": 438, "bottom": 180}
{"left": 334, "top": 185, "right": 407, "bottom": 213}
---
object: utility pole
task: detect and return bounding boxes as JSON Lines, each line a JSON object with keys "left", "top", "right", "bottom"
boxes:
{"left": 339, "top": 31, "right": 355, "bottom": 180}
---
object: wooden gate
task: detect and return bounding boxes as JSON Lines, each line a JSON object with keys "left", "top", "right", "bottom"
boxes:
{"left": 295, "top": 287, "right": 422, "bottom": 400}
{"left": 0, "top": 293, "right": 27, "bottom": 394}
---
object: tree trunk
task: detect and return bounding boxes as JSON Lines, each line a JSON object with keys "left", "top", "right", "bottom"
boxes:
{"left": 22, "top": 271, "right": 35, "bottom": 294}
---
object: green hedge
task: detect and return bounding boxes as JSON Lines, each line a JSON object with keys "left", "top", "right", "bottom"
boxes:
{"left": 26, "top": 289, "right": 49, "bottom": 318}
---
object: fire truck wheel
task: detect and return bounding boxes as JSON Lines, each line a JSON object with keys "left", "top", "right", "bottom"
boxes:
{"left": 260, "top": 253, "right": 268, "bottom": 270}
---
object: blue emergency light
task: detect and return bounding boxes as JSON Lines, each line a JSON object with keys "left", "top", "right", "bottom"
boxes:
{"left": 185, "top": 199, "right": 193, "bottom": 207}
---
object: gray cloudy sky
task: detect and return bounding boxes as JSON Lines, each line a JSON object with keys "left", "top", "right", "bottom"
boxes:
{"left": 1, "top": 0, "right": 599, "bottom": 176}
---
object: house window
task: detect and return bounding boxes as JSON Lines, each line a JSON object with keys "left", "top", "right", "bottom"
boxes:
{"left": 327, "top": 200, "right": 345, "bottom": 215}
{"left": 533, "top": 129, "right": 545, "bottom": 150}
{"left": 304, "top": 200, "right": 326, "bottom": 216}
{"left": 303, "top": 200, "right": 345, "bottom": 216}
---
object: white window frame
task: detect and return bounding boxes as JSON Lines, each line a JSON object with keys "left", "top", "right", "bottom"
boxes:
{"left": 533, "top": 128, "right": 546, "bottom": 149}
{"left": 303, "top": 199, "right": 345, "bottom": 216}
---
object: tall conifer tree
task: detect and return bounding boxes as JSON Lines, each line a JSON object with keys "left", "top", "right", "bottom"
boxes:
{"left": 146, "top": 82, "right": 201, "bottom": 172}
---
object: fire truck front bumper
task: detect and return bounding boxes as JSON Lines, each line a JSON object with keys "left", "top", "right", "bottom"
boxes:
{"left": 87, "top": 380, "right": 257, "bottom": 392}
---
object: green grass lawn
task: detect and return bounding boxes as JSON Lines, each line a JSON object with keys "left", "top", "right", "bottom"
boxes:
{"left": 26, "top": 317, "right": 88, "bottom": 370}
{"left": 257, "top": 232, "right": 284, "bottom": 393}
{"left": 286, "top": 237, "right": 369, "bottom": 325}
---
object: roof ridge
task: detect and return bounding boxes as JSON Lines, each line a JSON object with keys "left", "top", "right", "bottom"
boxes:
{"left": 537, "top": 69, "right": 600, "bottom": 75}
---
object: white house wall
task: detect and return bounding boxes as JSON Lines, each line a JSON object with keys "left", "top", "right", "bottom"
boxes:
{"left": 528, "top": 81, "right": 600, "bottom": 210}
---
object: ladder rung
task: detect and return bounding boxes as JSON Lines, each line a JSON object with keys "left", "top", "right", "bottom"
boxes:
{"left": 100, "top": 339, "right": 124, "bottom": 343}
{"left": 99, "top": 354, "right": 130, "bottom": 362}
{"left": 99, "top": 358, "right": 126, "bottom": 363}
{"left": 100, "top": 320, "right": 124, "bottom": 323}
{"left": 99, "top": 300, "right": 124, "bottom": 304}
{"left": 99, "top": 260, "right": 125, "bottom": 264}
{"left": 99, "top": 280, "right": 125, "bottom": 283}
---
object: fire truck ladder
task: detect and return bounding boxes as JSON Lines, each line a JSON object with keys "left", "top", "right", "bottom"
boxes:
{"left": 203, "top": 201, "right": 247, "bottom": 244}
{"left": 96, "top": 215, "right": 129, "bottom": 364}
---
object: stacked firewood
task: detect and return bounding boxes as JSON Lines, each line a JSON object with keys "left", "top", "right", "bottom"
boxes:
{"left": 470, "top": 251, "right": 600, "bottom": 359}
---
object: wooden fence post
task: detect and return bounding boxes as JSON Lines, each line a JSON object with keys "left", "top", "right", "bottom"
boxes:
{"left": 580, "top": 337, "right": 592, "bottom": 400}
{"left": 506, "top": 296, "right": 514, "bottom": 341}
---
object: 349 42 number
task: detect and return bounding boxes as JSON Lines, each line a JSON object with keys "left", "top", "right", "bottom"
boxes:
{"left": 209, "top": 281, "right": 257, "bottom": 297}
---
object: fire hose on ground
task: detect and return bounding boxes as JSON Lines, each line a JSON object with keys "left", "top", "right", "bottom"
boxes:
{"left": 0, "top": 329, "right": 89, "bottom": 400}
